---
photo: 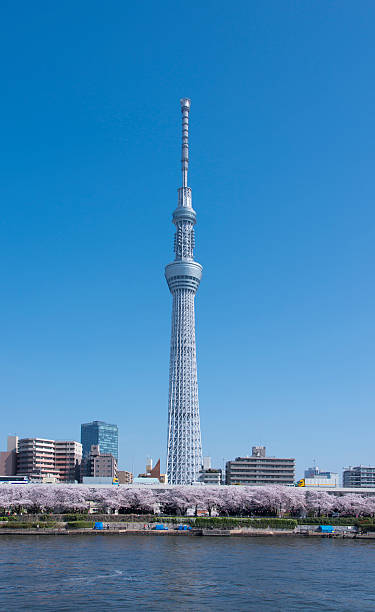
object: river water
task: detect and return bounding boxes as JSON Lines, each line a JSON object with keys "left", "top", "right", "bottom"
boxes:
{"left": 0, "top": 535, "right": 374, "bottom": 610}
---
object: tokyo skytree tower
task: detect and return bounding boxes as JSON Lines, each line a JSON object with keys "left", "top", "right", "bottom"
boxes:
{"left": 165, "top": 98, "right": 203, "bottom": 485}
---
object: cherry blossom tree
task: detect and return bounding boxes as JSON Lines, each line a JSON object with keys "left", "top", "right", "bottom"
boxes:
{"left": 0, "top": 483, "right": 375, "bottom": 519}
{"left": 304, "top": 490, "right": 334, "bottom": 516}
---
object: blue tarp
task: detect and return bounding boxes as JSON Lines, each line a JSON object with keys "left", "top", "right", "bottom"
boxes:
{"left": 318, "top": 525, "right": 334, "bottom": 533}
{"left": 94, "top": 522, "right": 104, "bottom": 530}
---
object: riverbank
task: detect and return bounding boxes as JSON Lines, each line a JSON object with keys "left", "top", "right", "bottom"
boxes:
{"left": 1, "top": 527, "right": 375, "bottom": 539}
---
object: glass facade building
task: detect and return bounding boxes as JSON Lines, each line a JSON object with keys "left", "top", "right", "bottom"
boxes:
{"left": 81, "top": 421, "right": 118, "bottom": 461}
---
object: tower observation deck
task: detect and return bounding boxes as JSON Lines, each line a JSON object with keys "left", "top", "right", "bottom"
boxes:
{"left": 165, "top": 98, "right": 203, "bottom": 485}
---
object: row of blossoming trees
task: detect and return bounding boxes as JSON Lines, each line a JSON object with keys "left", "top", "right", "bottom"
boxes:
{"left": 1, "top": 485, "right": 375, "bottom": 517}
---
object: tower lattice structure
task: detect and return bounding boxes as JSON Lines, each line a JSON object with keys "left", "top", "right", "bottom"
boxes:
{"left": 165, "top": 98, "right": 203, "bottom": 485}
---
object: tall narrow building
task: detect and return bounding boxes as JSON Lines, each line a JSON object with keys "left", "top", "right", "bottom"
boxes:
{"left": 165, "top": 98, "right": 203, "bottom": 484}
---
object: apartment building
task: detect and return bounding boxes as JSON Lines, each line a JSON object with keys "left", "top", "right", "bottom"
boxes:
{"left": 55, "top": 440, "right": 82, "bottom": 482}
{"left": 226, "top": 446, "right": 295, "bottom": 486}
{"left": 17, "top": 438, "right": 60, "bottom": 481}
{"left": 16, "top": 437, "right": 82, "bottom": 482}
{"left": 343, "top": 466, "right": 375, "bottom": 488}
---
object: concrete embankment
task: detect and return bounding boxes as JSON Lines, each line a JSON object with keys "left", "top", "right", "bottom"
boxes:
{"left": 1, "top": 527, "right": 374, "bottom": 539}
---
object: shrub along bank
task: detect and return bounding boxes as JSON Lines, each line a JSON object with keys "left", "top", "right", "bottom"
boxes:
{"left": 297, "top": 517, "right": 359, "bottom": 526}
{"left": 0, "top": 521, "right": 57, "bottom": 529}
{"left": 152, "top": 516, "right": 375, "bottom": 530}
{"left": 2, "top": 513, "right": 375, "bottom": 532}
{"left": 356, "top": 522, "right": 375, "bottom": 533}
{"left": 66, "top": 521, "right": 94, "bottom": 529}
{"left": 151, "top": 517, "right": 298, "bottom": 529}
{"left": 194, "top": 518, "right": 298, "bottom": 529}
{"left": 63, "top": 514, "right": 153, "bottom": 522}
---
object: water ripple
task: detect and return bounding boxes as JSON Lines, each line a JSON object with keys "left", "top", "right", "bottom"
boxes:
{"left": 0, "top": 535, "right": 374, "bottom": 611}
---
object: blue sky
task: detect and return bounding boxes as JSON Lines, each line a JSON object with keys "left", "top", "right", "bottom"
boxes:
{"left": 1, "top": 1, "right": 374, "bottom": 479}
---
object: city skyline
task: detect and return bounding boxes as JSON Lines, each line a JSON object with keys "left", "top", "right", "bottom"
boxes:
{"left": 3, "top": 427, "right": 375, "bottom": 486}
{"left": 1, "top": 2, "right": 375, "bottom": 479}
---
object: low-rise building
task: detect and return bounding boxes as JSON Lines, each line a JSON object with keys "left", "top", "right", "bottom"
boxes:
{"left": 138, "top": 457, "right": 168, "bottom": 484}
{"left": 82, "top": 476, "right": 117, "bottom": 485}
{"left": 81, "top": 445, "right": 118, "bottom": 480}
{"left": 133, "top": 477, "right": 161, "bottom": 486}
{"left": 198, "top": 457, "right": 222, "bottom": 485}
{"left": 198, "top": 468, "right": 222, "bottom": 485}
{"left": 118, "top": 470, "right": 133, "bottom": 484}
{"left": 298, "top": 466, "right": 339, "bottom": 487}
{"left": 0, "top": 436, "right": 18, "bottom": 476}
{"left": 226, "top": 446, "right": 295, "bottom": 486}
{"left": 343, "top": 466, "right": 375, "bottom": 488}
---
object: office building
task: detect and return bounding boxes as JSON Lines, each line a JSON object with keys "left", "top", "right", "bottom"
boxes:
{"left": 343, "top": 466, "right": 375, "bottom": 488}
{"left": 81, "top": 421, "right": 118, "bottom": 461}
{"left": 226, "top": 446, "right": 295, "bottom": 486}
{"left": 165, "top": 99, "right": 203, "bottom": 484}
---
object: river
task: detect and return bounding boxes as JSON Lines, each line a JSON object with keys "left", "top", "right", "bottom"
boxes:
{"left": 0, "top": 535, "right": 374, "bottom": 610}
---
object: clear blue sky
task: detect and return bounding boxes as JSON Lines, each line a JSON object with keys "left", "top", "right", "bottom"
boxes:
{"left": 1, "top": 1, "right": 374, "bottom": 479}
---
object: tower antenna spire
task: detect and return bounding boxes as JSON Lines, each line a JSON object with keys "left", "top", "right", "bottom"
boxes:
{"left": 180, "top": 98, "right": 191, "bottom": 188}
